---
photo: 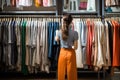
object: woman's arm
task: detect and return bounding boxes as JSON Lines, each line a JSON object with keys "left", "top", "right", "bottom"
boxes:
{"left": 55, "top": 30, "right": 60, "bottom": 42}
{"left": 73, "top": 40, "right": 78, "bottom": 50}
{"left": 55, "top": 36, "right": 59, "bottom": 42}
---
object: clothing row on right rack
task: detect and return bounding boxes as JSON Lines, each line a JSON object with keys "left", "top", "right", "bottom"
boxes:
{"left": 104, "top": 18, "right": 120, "bottom": 67}
{"left": 63, "top": 0, "right": 96, "bottom": 12}
{"left": 105, "top": 0, "right": 120, "bottom": 13}
{"left": 72, "top": 18, "right": 120, "bottom": 71}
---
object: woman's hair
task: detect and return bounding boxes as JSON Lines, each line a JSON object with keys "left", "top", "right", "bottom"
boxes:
{"left": 62, "top": 13, "right": 73, "bottom": 41}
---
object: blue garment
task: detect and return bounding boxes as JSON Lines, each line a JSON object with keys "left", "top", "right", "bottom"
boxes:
{"left": 48, "top": 22, "right": 60, "bottom": 69}
{"left": 81, "top": 21, "right": 87, "bottom": 65}
{"left": 53, "top": 22, "right": 59, "bottom": 45}
{"left": 10, "top": 20, "right": 18, "bottom": 66}
{"left": 48, "top": 22, "right": 60, "bottom": 58}
{"left": 105, "top": 7, "right": 112, "bottom": 13}
{"left": 48, "top": 22, "right": 54, "bottom": 59}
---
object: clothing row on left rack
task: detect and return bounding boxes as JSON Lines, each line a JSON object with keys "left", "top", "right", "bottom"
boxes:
{"left": 0, "top": 18, "right": 60, "bottom": 74}
{"left": 1, "top": 0, "right": 56, "bottom": 10}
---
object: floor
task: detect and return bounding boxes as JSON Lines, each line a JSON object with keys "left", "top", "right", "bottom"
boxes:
{"left": 0, "top": 71, "right": 120, "bottom": 80}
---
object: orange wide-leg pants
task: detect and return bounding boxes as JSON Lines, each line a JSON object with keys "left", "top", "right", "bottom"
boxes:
{"left": 58, "top": 48, "right": 77, "bottom": 80}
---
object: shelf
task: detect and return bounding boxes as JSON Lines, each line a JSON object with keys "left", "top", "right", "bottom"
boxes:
{"left": 114, "top": 72, "right": 120, "bottom": 74}
{"left": 0, "top": 6, "right": 57, "bottom": 15}
{"left": 63, "top": 11, "right": 98, "bottom": 15}
{"left": 0, "top": 11, "right": 57, "bottom": 15}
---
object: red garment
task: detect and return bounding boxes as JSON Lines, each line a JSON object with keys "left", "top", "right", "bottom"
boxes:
{"left": 86, "top": 20, "right": 94, "bottom": 66}
{"left": 112, "top": 20, "right": 120, "bottom": 66}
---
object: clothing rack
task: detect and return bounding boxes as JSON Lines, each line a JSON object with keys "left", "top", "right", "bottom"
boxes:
{"left": 0, "top": 15, "right": 106, "bottom": 80}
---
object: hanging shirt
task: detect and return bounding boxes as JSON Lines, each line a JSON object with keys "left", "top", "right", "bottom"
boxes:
{"left": 112, "top": 20, "right": 120, "bottom": 66}
{"left": 6, "top": 0, "right": 11, "bottom": 6}
{"left": 69, "top": 0, "right": 79, "bottom": 11}
{"left": 0, "top": 21, "right": 2, "bottom": 63}
{"left": 105, "top": 21, "right": 111, "bottom": 67}
{"left": 74, "top": 19, "right": 83, "bottom": 68}
{"left": 79, "top": 0, "right": 88, "bottom": 10}
{"left": 105, "top": 0, "right": 116, "bottom": 6}
{"left": 43, "top": 0, "right": 48, "bottom": 7}
{"left": 18, "top": 0, "right": 32, "bottom": 7}
{"left": 1, "top": 0, "right": 6, "bottom": 9}
{"left": 35, "top": 0, "right": 42, "bottom": 7}
{"left": 87, "top": 0, "right": 96, "bottom": 12}
{"left": 11, "top": 0, "right": 16, "bottom": 6}
{"left": 86, "top": 20, "right": 94, "bottom": 66}
{"left": 52, "top": 0, "right": 56, "bottom": 6}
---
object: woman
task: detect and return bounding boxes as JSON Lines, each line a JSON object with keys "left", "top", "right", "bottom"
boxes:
{"left": 55, "top": 14, "right": 78, "bottom": 80}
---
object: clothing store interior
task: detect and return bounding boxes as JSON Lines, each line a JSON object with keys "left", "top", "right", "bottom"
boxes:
{"left": 0, "top": 0, "right": 120, "bottom": 80}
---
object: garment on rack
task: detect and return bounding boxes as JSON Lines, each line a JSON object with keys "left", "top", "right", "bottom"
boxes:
{"left": 11, "top": 0, "right": 16, "bottom": 6}
{"left": 73, "top": 19, "right": 83, "bottom": 68}
{"left": 1, "top": 0, "right": 6, "bottom": 10}
{"left": 105, "top": 0, "right": 120, "bottom": 6}
{"left": 86, "top": 20, "right": 94, "bottom": 66}
{"left": 72, "top": 18, "right": 112, "bottom": 70}
{"left": 18, "top": 0, "right": 32, "bottom": 7}
{"left": 87, "top": 0, "right": 96, "bottom": 11}
{"left": 107, "top": 21, "right": 113, "bottom": 65}
{"left": 35, "top": 0, "right": 43, "bottom": 7}
{"left": 112, "top": 20, "right": 120, "bottom": 66}
{"left": 0, "top": 17, "right": 61, "bottom": 74}
{"left": 6, "top": 0, "right": 11, "bottom": 6}
{"left": 79, "top": 0, "right": 88, "bottom": 10}
{"left": 0, "top": 21, "right": 2, "bottom": 68}
{"left": 63, "top": 0, "right": 69, "bottom": 11}
{"left": 48, "top": 21, "right": 60, "bottom": 69}
{"left": 69, "top": 0, "right": 79, "bottom": 11}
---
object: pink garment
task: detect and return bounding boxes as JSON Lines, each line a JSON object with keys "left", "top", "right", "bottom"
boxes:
{"left": 43, "top": 0, "right": 48, "bottom": 6}
{"left": 11, "top": 0, "right": 16, "bottom": 6}
{"left": 79, "top": 2, "right": 87, "bottom": 10}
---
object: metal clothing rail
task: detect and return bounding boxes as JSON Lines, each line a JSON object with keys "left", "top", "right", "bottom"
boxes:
{"left": 105, "top": 13, "right": 120, "bottom": 18}
{"left": 1, "top": 10, "right": 44, "bottom": 16}
{"left": 0, "top": 15, "right": 62, "bottom": 18}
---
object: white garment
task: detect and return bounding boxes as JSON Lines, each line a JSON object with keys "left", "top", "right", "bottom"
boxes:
{"left": 52, "top": 0, "right": 56, "bottom": 6}
{"left": 87, "top": 0, "right": 96, "bottom": 12}
{"left": 68, "top": 0, "right": 78, "bottom": 11}
{"left": 48, "top": 0, "right": 51, "bottom": 6}
{"left": 18, "top": 0, "right": 32, "bottom": 6}
{"left": 1, "top": 0, "right": 6, "bottom": 9}
{"left": 96, "top": 21, "right": 104, "bottom": 69}
{"left": 74, "top": 19, "right": 83, "bottom": 68}
{"left": 36, "top": 20, "right": 41, "bottom": 65}
{"left": 105, "top": 21, "right": 111, "bottom": 67}
{"left": 32, "top": 20, "right": 38, "bottom": 67}
{"left": 6, "top": 0, "right": 11, "bottom": 6}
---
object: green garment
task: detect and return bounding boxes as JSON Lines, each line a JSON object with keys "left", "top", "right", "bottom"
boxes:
{"left": 21, "top": 20, "right": 28, "bottom": 75}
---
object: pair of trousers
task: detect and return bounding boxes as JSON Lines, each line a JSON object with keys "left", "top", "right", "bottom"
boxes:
{"left": 58, "top": 48, "right": 77, "bottom": 80}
